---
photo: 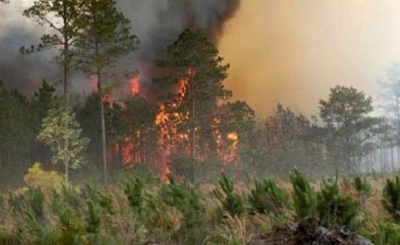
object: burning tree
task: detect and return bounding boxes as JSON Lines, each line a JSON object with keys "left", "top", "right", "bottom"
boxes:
{"left": 119, "top": 95, "right": 158, "bottom": 165}
{"left": 154, "top": 29, "right": 232, "bottom": 183}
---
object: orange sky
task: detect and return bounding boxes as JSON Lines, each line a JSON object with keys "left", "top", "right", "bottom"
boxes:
{"left": 219, "top": 0, "right": 400, "bottom": 117}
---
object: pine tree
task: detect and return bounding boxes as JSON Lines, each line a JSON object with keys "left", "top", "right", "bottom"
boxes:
{"left": 74, "top": 0, "right": 139, "bottom": 183}
{"left": 22, "top": 0, "right": 82, "bottom": 106}
{"left": 290, "top": 167, "right": 317, "bottom": 221}
{"left": 154, "top": 29, "right": 231, "bottom": 183}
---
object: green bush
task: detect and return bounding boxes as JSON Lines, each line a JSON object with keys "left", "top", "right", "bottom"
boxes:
{"left": 248, "top": 178, "right": 291, "bottom": 216}
{"left": 213, "top": 173, "right": 245, "bottom": 219}
{"left": 23, "top": 163, "right": 65, "bottom": 191}
{"left": 58, "top": 206, "right": 85, "bottom": 245}
{"left": 317, "top": 180, "right": 359, "bottom": 227}
{"left": 81, "top": 184, "right": 114, "bottom": 214}
{"left": 353, "top": 176, "right": 375, "bottom": 212}
{"left": 161, "top": 181, "right": 207, "bottom": 245}
{"left": 363, "top": 220, "right": 400, "bottom": 245}
{"left": 290, "top": 167, "right": 317, "bottom": 221}
{"left": 383, "top": 176, "right": 400, "bottom": 222}
{"left": 124, "top": 174, "right": 144, "bottom": 211}
{"left": 85, "top": 200, "right": 102, "bottom": 244}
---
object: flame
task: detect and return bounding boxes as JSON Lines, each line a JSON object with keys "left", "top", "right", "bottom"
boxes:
{"left": 227, "top": 132, "right": 238, "bottom": 142}
{"left": 114, "top": 68, "right": 242, "bottom": 181}
{"left": 129, "top": 77, "right": 141, "bottom": 95}
{"left": 122, "top": 137, "right": 135, "bottom": 165}
{"left": 154, "top": 75, "right": 190, "bottom": 181}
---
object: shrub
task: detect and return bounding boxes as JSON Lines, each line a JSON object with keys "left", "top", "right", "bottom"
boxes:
{"left": 383, "top": 176, "right": 400, "bottom": 222}
{"left": 124, "top": 174, "right": 144, "bottom": 211}
{"left": 81, "top": 184, "right": 114, "bottom": 214}
{"left": 290, "top": 167, "right": 317, "bottom": 221}
{"left": 353, "top": 176, "right": 375, "bottom": 212}
{"left": 85, "top": 200, "right": 102, "bottom": 244}
{"left": 23, "top": 163, "right": 64, "bottom": 191}
{"left": 248, "top": 178, "right": 291, "bottom": 216}
{"left": 25, "top": 187, "right": 45, "bottom": 224}
{"left": 317, "top": 180, "right": 359, "bottom": 227}
{"left": 161, "top": 181, "right": 207, "bottom": 245}
{"left": 363, "top": 220, "right": 400, "bottom": 245}
{"left": 214, "top": 172, "right": 245, "bottom": 219}
{"left": 58, "top": 206, "right": 85, "bottom": 245}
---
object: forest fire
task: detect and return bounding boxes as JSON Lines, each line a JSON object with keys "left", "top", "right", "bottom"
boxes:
{"left": 154, "top": 77, "right": 189, "bottom": 180}
{"left": 115, "top": 75, "right": 190, "bottom": 180}
{"left": 121, "top": 137, "right": 135, "bottom": 165}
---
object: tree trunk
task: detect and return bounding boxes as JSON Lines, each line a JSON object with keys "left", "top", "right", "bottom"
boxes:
{"left": 62, "top": 8, "right": 69, "bottom": 108}
{"left": 189, "top": 68, "right": 196, "bottom": 184}
{"left": 98, "top": 71, "right": 108, "bottom": 184}
{"left": 65, "top": 161, "right": 69, "bottom": 183}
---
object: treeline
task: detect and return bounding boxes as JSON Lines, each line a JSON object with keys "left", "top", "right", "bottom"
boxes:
{"left": 0, "top": 78, "right": 392, "bottom": 187}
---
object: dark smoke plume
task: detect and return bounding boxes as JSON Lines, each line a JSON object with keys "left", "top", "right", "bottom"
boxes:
{"left": 0, "top": 0, "right": 240, "bottom": 94}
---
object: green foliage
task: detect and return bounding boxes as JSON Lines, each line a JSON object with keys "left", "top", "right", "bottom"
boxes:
{"left": 319, "top": 85, "right": 387, "bottom": 170}
{"left": 383, "top": 176, "right": 400, "bottom": 222}
{"left": 248, "top": 178, "right": 291, "bottom": 216}
{"left": 363, "top": 219, "right": 400, "bottom": 245}
{"left": 8, "top": 187, "right": 45, "bottom": 223}
{"left": 354, "top": 176, "right": 375, "bottom": 211}
{"left": 74, "top": 0, "right": 139, "bottom": 75}
{"left": 317, "top": 180, "right": 359, "bottom": 227}
{"left": 354, "top": 176, "right": 375, "bottom": 197}
{"left": 124, "top": 174, "right": 144, "bottom": 211}
{"left": 142, "top": 193, "right": 176, "bottom": 238}
{"left": 161, "top": 181, "right": 207, "bottom": 244}
{"left": 214, "top": 173, "right": 245, "bottom": 219}
{"left": 58, "top": 206, "right": 85, "bottom": 245}
{"left": 81, "top": 184, "right": 114, "bottom": 215}
{"left": 85, "top": 200, "right": 102, "bottom": 243}
{"left": 25, "top": 187, "right": 45, "bottom": 223}
{"left": 23, "top": 163, "right": 65, "bottom": 192}
{"left": 37, "top": 106, "right": 90, "bottom": 181}
{"left": 290, "top": 167, "right": 317, "bottom": 221}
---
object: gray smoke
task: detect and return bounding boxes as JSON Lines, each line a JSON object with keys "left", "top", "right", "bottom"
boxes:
{"left": 0, "top": 0, "right": 240, "bottom": 94}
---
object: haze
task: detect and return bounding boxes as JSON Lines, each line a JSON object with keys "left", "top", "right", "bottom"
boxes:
{"left": 220, "top": 0, "right": 400, "bottom": 117}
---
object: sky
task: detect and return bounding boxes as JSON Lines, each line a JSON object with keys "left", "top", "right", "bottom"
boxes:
{"left": 219, "top": 0, "right": 400, "bottom": 117}
{"left": 2, "top": 0, "right": 400, "bottom": 117}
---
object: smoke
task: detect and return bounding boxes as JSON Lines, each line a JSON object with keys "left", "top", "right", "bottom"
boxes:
{"left": 0, "top": 0, "right": 240, "bottom": 95}
{"left": 0, "top": 0, "right": 57, "bottom": 94}
{"left": 117, "top": 0, "right": 240, "bottom": 96}
{"left": 219, "top": 0, "right": 400, "bottom": 117}
{"left": 220, "top": 0, "right": 400, "bottom": 116}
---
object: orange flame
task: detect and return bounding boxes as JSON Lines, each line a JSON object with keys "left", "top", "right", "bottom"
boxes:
{"left": 122, "top": 137, "right": 135, "bottom": 165}
{"left": 129, "top": 77, "right": 141, "bottom": 95}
